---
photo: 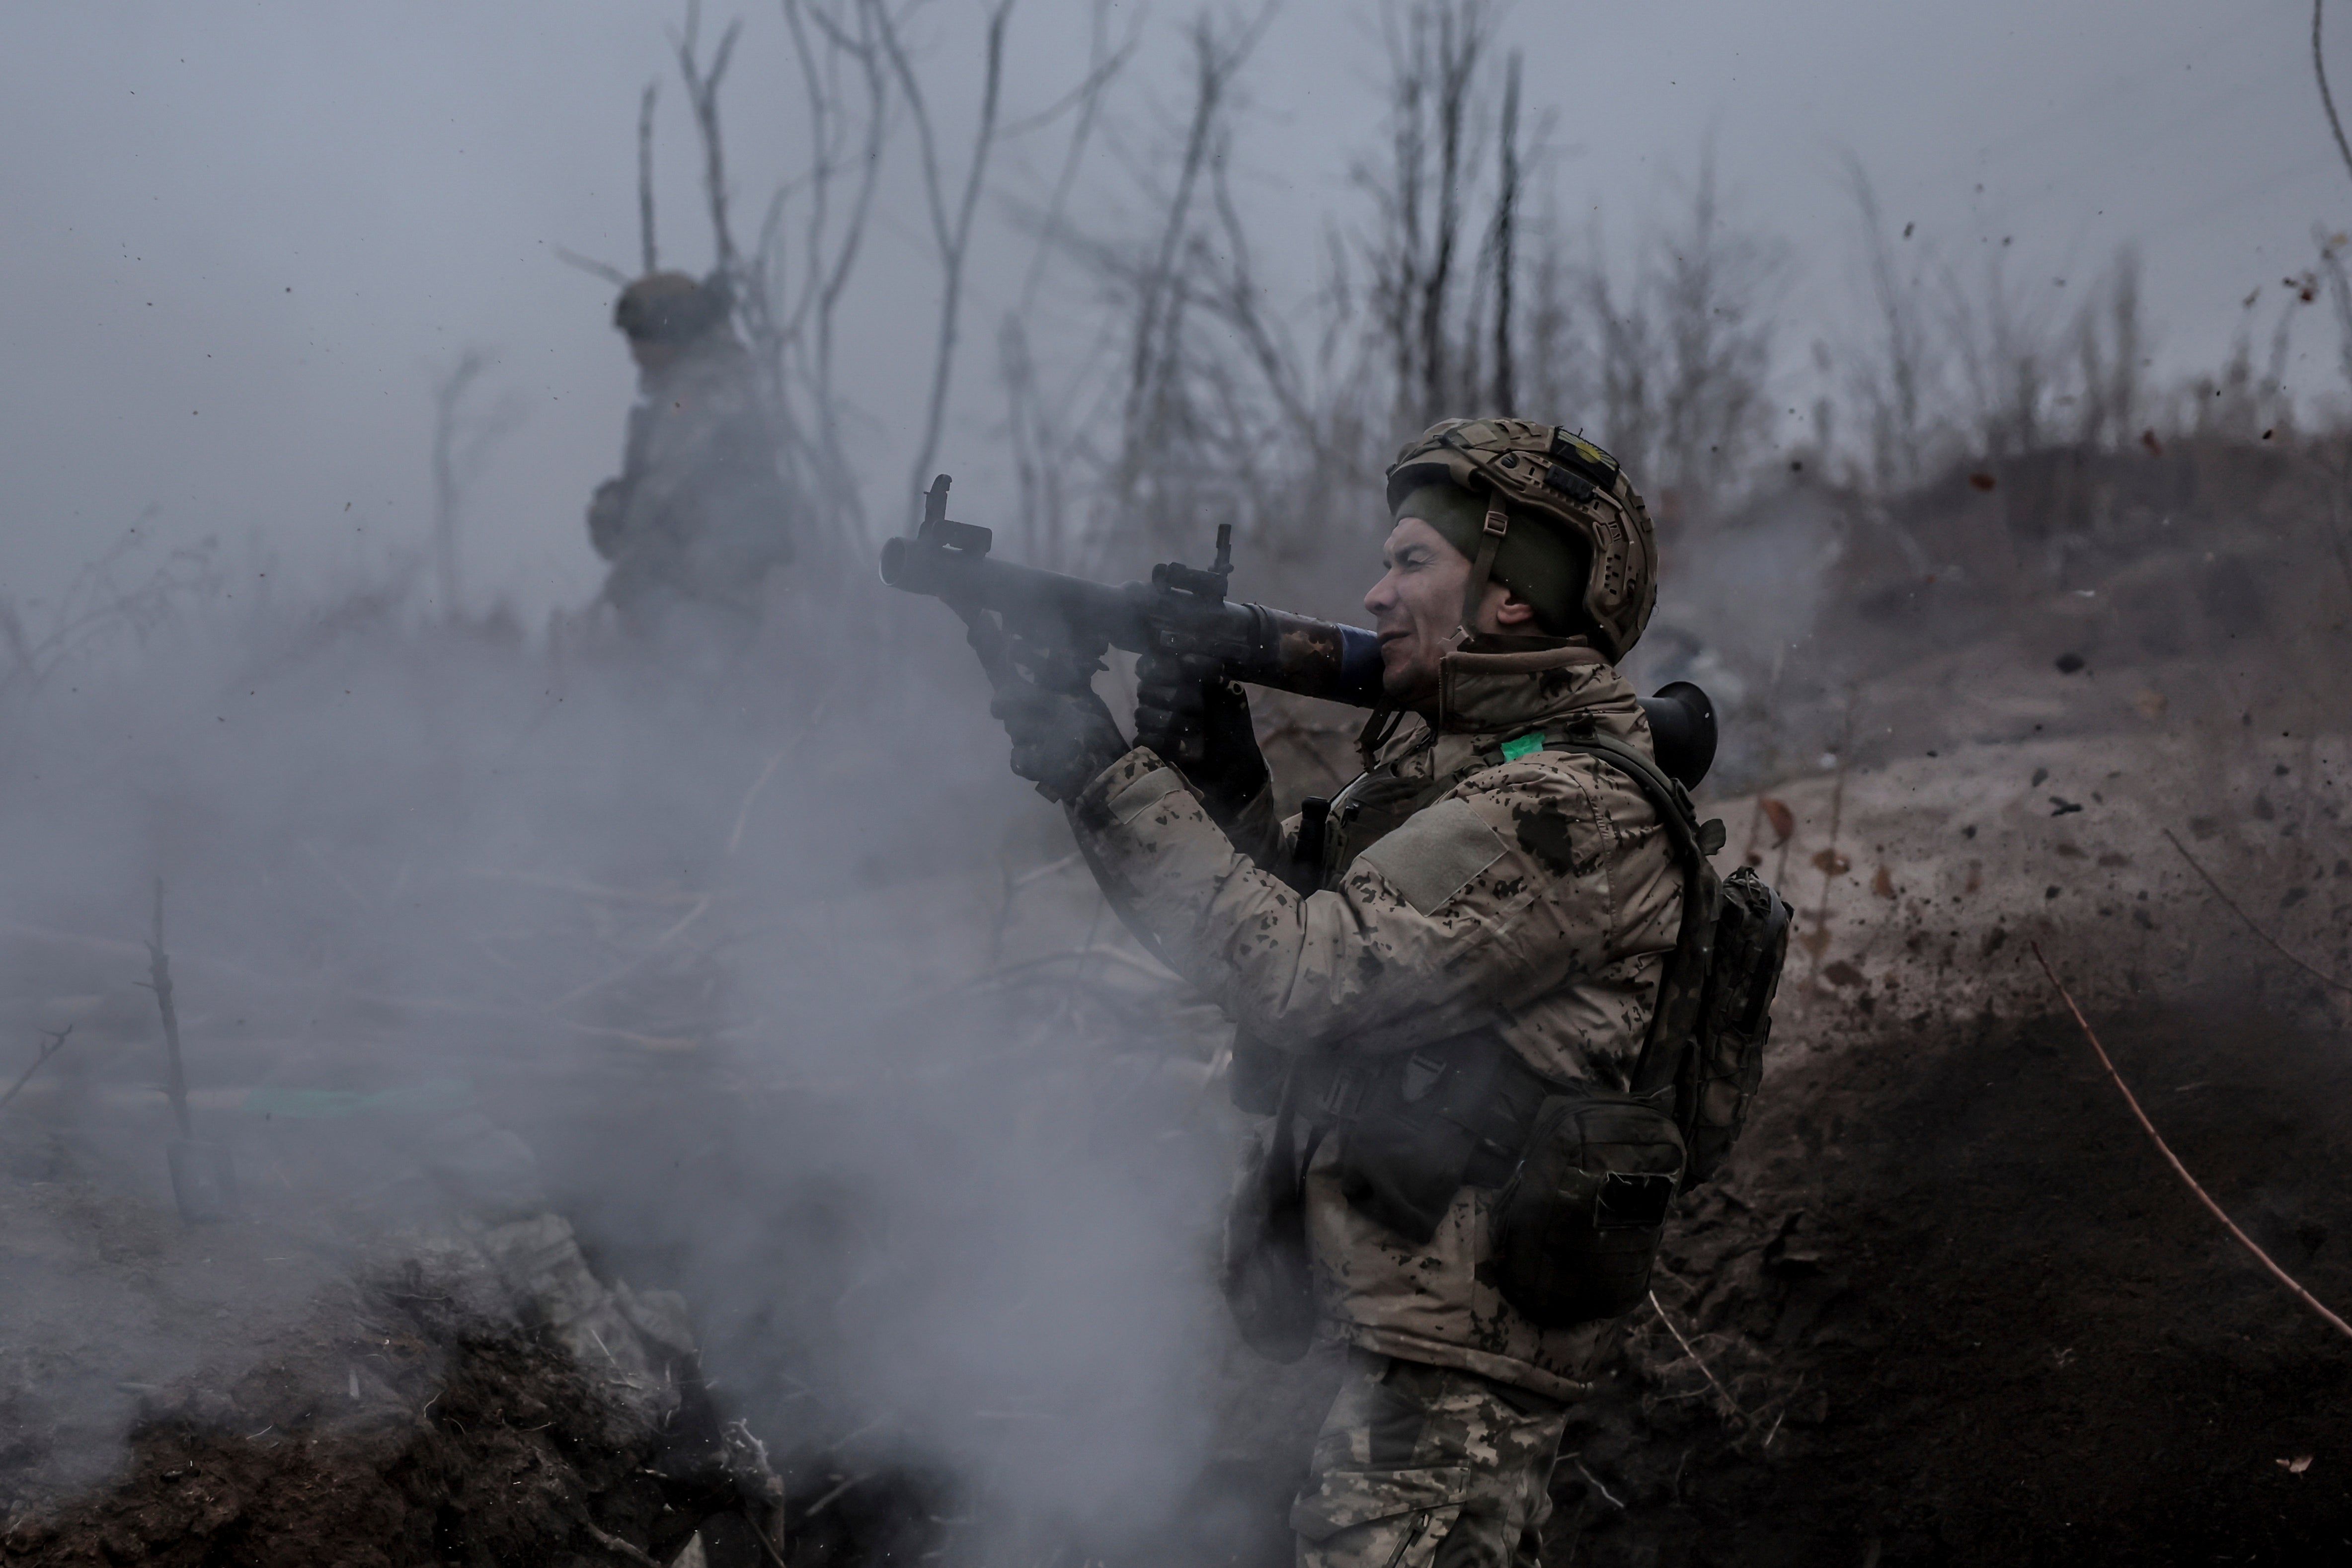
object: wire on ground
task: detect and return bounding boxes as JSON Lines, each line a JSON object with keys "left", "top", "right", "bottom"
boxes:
{"left": 2031, "top": 941, "right": 2352, "bottom": 1345}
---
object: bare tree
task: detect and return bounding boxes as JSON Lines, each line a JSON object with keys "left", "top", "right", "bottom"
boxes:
{"left": 1842, "top": 160, "right": 1939, "bottom": 494}
{"left": 875, "top": 0, "right": 1019, "bottom": 532}
{"left": 1490, "top": 48, "right": 1521, "bottom": 417}
{"left": 428, "top": 349, "right": 523, "bottom": 617}
{"left": 1941, "top": 241, "right": 2057, "bottom": 463}
{"left": 1649, "top": 152, "right": 1781, "bottom": 504}
{"left": 2072, "top": 248, "right": 2148, "bottom": 448}
{"left": 0, "top": 526, "right": 222, "bottom": 701}
{"left": 1361, "top": 0, "right": 1497, "bottom": 431}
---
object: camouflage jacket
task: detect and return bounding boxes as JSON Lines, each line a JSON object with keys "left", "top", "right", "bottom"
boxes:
{"left": 1068, "top": 641, "right": 1683, "bottom": 1399}
{"left": 591, "top": 335, "right": 792, "bottom": 614}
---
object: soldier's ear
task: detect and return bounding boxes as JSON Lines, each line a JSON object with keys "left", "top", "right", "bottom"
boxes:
{"left": 1491, "top": 589, "right": 1538, "bottom": 628}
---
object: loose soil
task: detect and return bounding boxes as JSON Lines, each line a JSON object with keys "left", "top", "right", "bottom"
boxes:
{"left": 0, "top": 1279, "right": 787, "bottom": 1568}
{"left": 1556, "top": 992, "right": 2352, "bottom": 1567}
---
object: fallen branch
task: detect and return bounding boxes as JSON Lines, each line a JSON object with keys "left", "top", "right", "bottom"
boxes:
{"left": 581, "top": 1521, "right": 662, "bottom": 1568}
{"left": 1647, "top": 1289, "right": 1751, "bottom": 1426}
{"left": 0, "top": 1025, "right": 73, "bottom": 1113}
{"left": 547, "top": 894, "right": 713, "bottom": 1008}
{"left": 2031, "top": 941, "right": 2352, "bottom": 1344}
{"left": 1569, "top": 1456, "right": 1623, "bottom": 1509}
{"left": 744, "top": 1511, "right": 790, "bottom": 1568}
{"left": 2161, "top": 828, "right": 2351, "bottom": 996}
{"left": 726, "top": 750, "right": 786, "bottom": 856}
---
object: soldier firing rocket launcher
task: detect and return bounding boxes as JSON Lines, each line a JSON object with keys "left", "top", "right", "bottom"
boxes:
{"left": 880, "top": 473, "right": 1718, "bottom": 788}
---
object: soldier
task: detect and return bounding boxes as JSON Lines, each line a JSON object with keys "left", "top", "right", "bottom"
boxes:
{"left": 990, "top": 419, "right": 1681, "bottom": 1567}
{"left": 587, "top": 272, "right": 793, "bottom": 650}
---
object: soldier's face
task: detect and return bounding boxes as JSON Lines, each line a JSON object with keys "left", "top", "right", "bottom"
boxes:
{"left": 1365, "top": 517, "right": 1471, "bottom": 706}
{"left": 628, "top": 337, "right": 682, "bottom": 374}
{"left": 1366, "top": 517, "right": 1537, "bottom": 707}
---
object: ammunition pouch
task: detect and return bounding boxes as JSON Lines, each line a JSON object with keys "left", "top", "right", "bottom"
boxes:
{"left": 1297, "top": 1031, "right": 1551, "bottom": 1246}
{"left": 1490, "top": 1088, "right": 1685, "bottom": 1328}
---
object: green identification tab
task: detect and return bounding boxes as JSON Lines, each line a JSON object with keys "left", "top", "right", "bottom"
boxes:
{"left": 1499, "top": 732, "right": 1544, "bottom": 762}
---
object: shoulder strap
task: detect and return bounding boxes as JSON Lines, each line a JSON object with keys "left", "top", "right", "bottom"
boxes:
{"left": 1490, "top": 725, "right": 1725, "bottom": 1102}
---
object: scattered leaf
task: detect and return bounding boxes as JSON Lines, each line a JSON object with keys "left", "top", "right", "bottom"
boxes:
{"left": 1821, "top": 960, "right": 1866, "bottom": 988}
{"left": 1761, "top": 796, "right": 1795, "bottom": 844}
{"left": 1966, "top": 471, "right": 1997, "bottom": 491}
{"left": 1811, "top": 848, "right": 1852, "bottom": 876}
{"left": 2279, "top": 1454, "right": 2314, "bottom": 1474}
{"left": 2140, "top": 428, "right": 2163, "bottom": 457}
{"left": 2054, "top": 652, "right": 2085, "bottom": 674}
{"left": 2032, "top": 767, "right": 2049, "bottom": 786}
{"left": 1797, "top": 928, "right": 1831, "bottom": 956}
{"left": 1871, "top": 865, "right": 1895, "bottom": 899}
{"left": 2131, "top": 688, "right": 2167, "bottom": 720}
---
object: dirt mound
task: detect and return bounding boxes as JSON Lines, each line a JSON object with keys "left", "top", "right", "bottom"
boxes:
{"left": 1554, "top": 994, "right": 2352, "bottom": 1567}
{"left": 0, "top": 1261, "right": 787, "bottom": 1568}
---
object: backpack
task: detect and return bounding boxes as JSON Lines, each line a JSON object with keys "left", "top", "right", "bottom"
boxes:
{"left": 1481, "top": 727, "right": 1791, "bottom": 1327}
{"left": 1544, "top": 729, "right": 1791, "bottom": 1184}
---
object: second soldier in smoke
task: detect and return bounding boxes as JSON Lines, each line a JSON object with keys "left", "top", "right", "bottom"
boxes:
{"left": 988, "top": 418, "right": 1682, "bottom": 1567}
{"left": 588, "top": 272, "right": 795, "bottom": 655}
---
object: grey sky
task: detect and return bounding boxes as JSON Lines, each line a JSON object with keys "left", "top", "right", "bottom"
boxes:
{"left": 3, "top": 1, "right": 2346, "bottom": 619}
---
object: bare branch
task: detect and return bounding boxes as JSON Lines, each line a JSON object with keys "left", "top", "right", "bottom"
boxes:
{"left": 1491, "top": 48, "right": 1520, "bottom": 416}
{"left": 430, "top": 350, "right": 489, "bottom": 615}
{"left": 674, "top": 2, "right": 746, "bottom": 278}
{"left": 553, "top": 246, "right": 631, "bottom": 287}
{"left": 0, "top": 1025, "right": 73, "bottom": 1114}
{"left": 2318, "top": 1, "right": 2352, "bottom": 193}
{"left": 638, "top": 80, "right": 660, "bottom": 275}
{"left": 873, "top": 0, "right": 1019, "bottom": 530}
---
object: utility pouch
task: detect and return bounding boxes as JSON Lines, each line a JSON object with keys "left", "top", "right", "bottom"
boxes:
{"left": 1681, "top": 866, "right": 1789, "bottom": 1184}
{"left": 1323, "top": 1031, "right": 1541, "bottom": 1246}
{"left": 1491, "top": 1087, "right": 1685, "bottom": 1329}
{"left": 1221, "top": 1072, "right": 1323, "bottom": 1363}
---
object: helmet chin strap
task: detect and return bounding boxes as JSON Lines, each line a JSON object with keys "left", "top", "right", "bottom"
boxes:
{"left": 1456, "top": 496, "right": 1511, "bottom": 638}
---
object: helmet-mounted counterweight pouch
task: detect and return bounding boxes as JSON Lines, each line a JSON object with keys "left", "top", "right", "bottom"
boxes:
{"left": 1384, "top": 419, "right": 1659, "bottom": 662}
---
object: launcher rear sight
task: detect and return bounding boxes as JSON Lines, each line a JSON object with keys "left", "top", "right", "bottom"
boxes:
{"left": 1152, "top": 523, "right": 1235, "bottom": 604}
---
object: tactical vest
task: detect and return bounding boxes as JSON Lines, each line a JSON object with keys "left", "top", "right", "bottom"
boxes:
{"left": 1247, "top": 722, "right": 1789, "bottom": 1331}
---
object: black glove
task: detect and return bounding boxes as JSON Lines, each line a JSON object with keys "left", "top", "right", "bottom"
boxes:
{"left": 1134, "top": 649, "right": 1268, "bottom": 822}
{"left": 990, "top": 668, "right": 1129, "bottom": 803}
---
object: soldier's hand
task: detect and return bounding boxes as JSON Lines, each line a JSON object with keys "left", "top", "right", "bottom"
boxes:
{"left": 1135, "top": 649, "right": 1268, "bottom": 822}
{"left": 990, "top": 674, "right": 1128, "bottom": 804}
{"left": 586, "top": 479, "right": 628, "bottom": 560}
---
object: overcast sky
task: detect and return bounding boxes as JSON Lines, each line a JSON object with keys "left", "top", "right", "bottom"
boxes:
{"left": 4, "top": 1, "right": 2348, "bottom": 620}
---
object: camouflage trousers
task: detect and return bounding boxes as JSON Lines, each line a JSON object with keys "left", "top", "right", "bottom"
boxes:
{"left": 1290, "top": 1349, "right": 1568, "bottom": 1568}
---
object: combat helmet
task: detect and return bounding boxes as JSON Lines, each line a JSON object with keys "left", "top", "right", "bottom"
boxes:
{"left": 1384, "top": 417, "right": 1658, "bottom": 662}
{"left": 613, "top": 271, "right": 732, "bottom": 344}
